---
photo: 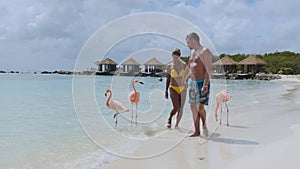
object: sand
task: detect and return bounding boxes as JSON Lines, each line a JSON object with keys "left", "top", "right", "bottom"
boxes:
{"left": 100, "top": 79, "right": 300, "bottom": 169}
{"left": 277, "top": 75, "right": 300, "bottom": 83}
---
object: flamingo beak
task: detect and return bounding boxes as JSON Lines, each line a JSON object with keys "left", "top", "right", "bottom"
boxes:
{"left": 104, "top": 93, "right": 107, "bottom": 96}
{"left": 139, "top": 82, "right": 144, "bottom": 84}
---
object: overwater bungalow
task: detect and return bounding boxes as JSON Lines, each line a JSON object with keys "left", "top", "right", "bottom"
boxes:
{"left": 143, "top": 57, "right": 164, "bottom": 74}
{"left": 96, "top": 58, "right": 118, "bottom": 75}
{"left": 121, "top": 58, "right": 141, "bottom": 76}
{"left": 238, "top": 55, "right": 267, "bottom": 78}
{"left": 213, "top": 56, "right": 238, "bottom": 79}
{"left": 213, "top": 56, "right": 238, "bottom": 73}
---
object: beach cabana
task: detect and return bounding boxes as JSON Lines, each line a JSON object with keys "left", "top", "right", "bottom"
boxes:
{"left": 121, "top": 58, "right": 141, "bottom": 73}
{"left": 144, "top": 57, "right": 164, "bottom": 73}
{"left": 238, "top": 55, "right": 267, "bottom": 76}
{"left": 213, "top": 56, "right": 238, "bottom": 73}
{"left": 97, "top": 58, "right": 118, "bottom": 72}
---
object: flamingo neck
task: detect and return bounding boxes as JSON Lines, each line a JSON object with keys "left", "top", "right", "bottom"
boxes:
{"left": 132, "top": 81, "right": 137, "bottom": 93}
{"left": 106, "top": 90, "right": 112, "bottom": 107}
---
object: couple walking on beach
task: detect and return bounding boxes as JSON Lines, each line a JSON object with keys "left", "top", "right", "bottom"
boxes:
{"left": 165, "top": 32, "right": 212, "bottom": 137}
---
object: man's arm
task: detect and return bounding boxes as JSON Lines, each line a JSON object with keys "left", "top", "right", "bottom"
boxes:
{"left": 201, "top": 49, "right": 212, "bottom": 95}
{"left": 203, "top": 49, "right": 212, "bottom": 87}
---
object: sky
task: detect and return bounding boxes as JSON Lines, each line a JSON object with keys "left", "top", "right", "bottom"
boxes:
{"left": 0, "top": 0, "right": 299, "bottom": 71}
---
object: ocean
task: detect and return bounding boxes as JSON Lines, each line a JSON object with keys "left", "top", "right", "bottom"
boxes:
{"left": 0, "top": 74, "right": 299, "bottom": 168}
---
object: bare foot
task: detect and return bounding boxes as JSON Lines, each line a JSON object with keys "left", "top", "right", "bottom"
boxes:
{"left": 202, "top": 128, "right": 208, "bottom": 137}
{"left": 189, "top": 132, "right": 200, "bottom": 137}
{"left": 174, "top": 124, "right": 179, "bottom": 129}
{"left": 215, "top": 113, "right": 218, "bottom": 121}
{"left": 166, "top": 122, "right": 171, "bottom": 129}
{"left": 166, "top": 118, "right": 172, "bottom": 128}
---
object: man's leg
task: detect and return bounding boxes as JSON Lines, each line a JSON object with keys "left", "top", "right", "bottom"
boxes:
{"left": 198, "top": 104, "right": 208, "bottom": 136}
{"left": 190, "top": 102, "right": 200, "bottom": 137}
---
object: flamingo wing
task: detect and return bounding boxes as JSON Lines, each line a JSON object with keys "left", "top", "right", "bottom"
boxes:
{"left": 129, "top": 91, "right": 135, "bottom": 101}
{"left": 216, "top": 90, "right": 232, "bottom": 103}
{"left": 129, "top": 91, "right": 140, "bottom": 103}
{"left": 223, "top": 91, "right": 232, "bottom": 102}
{"left": 216, "top": 92, "right": 224, "bottom": 103}
{"left": 110, "top": 100, "right": 129, "bottom": 112}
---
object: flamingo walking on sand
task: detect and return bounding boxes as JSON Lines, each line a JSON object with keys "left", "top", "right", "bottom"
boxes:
{"left": 128, "top": 79, "right": 144, "bottom": 125}
{"left": 215, "top": 90, "right": 232, "bottom": 126}
{"left": 105, "top": 89, "right": 129, "bottom": 127}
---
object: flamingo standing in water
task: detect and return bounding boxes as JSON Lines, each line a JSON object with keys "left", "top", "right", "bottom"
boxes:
{"left": 215, "top": 90, "right": 232, "bottom": 126}
{"left": 105, "top": 89, "right": 129, "bottom": 127}
{"left": 128, "top": 79, "right": 144, "bottom": 125}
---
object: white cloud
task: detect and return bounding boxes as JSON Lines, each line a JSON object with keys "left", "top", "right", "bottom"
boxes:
{"left": 0, "top": 0, "right": 299, "bottom": 71}
{"left": 186, "top": 0, "right": 300, "bottom": 54}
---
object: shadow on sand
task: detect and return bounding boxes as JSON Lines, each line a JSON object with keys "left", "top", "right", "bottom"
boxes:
{"left": 210, "top": 133, "right": 258, "bottom": 145}
{"left": 227, "top": 125, "right": 248, "bottom": 129}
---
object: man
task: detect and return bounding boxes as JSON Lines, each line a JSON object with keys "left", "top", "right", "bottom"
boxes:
{"left": 182, "top": 32, "right": 212, "bottom": 137}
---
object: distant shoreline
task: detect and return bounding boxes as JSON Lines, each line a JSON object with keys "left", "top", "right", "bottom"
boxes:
{"left": 3, "top": 70, "right": 300, "bottom": 81}
{"left": 0, "top": 70, "right": 96, "bottom": 75}
{"left": 0, "top": 70, "right": 163, "bottom": 77}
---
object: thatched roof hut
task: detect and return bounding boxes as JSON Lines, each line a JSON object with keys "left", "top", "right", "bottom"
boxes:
{"left": 238, "top": 55, "right": 267, "bottom": 76}
{"left": 97, "top": 58, "right": 118, "bottom": 72}
{"left": 213, "top": 56, "right": 238, "bottom": 73}
{"left": 98, "top": 58, "right": 118, "bottom": 65}
{"left": 121, "top": 58, "right": 141, "bottom": 73}
{"left": 144, "top": 57, "right": 164, "bottom": 66}
{"left": 238, "top": 55, "right": 267, "bottom": 66}
{"left": 214, "top": 56, "right": 238, "bottom": 65}
{"left": 121, "top": 58, "right": 141, "bottom": 66}
{"left": 144, "top": 57, "right": 164, "bottom": 73}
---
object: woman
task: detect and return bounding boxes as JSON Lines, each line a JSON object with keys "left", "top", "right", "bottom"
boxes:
{"left": 165, "top": 48, "right": 187, "bottom": 128}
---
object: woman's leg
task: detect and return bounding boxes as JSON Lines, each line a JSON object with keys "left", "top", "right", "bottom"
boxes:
{"left": 168, "top": 88, "right": 180, "bottom": 128}
{"left": 175, "top": 89, "right": 187, "bottom": 128}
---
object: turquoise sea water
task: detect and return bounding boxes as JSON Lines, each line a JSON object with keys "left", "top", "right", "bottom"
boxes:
{"left": 0, "top": 74, "right": 299, "bottom": 168}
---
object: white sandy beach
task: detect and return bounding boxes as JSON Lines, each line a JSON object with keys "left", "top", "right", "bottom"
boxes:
{"left": 100, "top": 78, "right": 300, "bottom": 169}
{"left": 277, "top": 75, "right": 300, "bottom": 83}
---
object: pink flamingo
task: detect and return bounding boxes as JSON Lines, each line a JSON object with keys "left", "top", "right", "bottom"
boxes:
{"left": 128, "top": 79, "right": 144, "bottom": 125}
{"left": 215, "top": 90, "right": 232, "bottom": 126}
{"left": 105, "top": 89, "right": 129, "bottom": 127}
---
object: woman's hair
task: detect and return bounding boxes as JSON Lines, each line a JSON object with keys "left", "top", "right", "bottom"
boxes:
{"left": 172, "top": 48, "right": 181, "bottom": 56}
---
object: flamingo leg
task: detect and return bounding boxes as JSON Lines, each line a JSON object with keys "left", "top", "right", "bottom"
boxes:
{"left": 131, "top": 104, "right": 133, "bottom": 125}
{"left": 219, "top": 103, "right": 223, "bottom": 125}
{"left": 225, "top": 102, "right": 229, "bottom": 126}
{"left": 135, "top": 104, "right": 138, "bottom": 125}
{"left": 115, "top": 111, "right": 118, "bottom": 127}
{"left": 215, "top": 103, "right": 220, "bottom": 121}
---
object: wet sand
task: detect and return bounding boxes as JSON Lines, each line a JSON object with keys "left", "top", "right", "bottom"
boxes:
{"left": 101, "top": 79, "right": 300, "bottom": 169}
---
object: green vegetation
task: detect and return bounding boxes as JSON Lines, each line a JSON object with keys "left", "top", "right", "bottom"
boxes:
{"left": 219, "top": 53, "right": 248, "bottom": 62}
{"left": 261, "top": 51, "right": 300, "bottom": 74}
{"left": 180, "top": 56, "right": 190, "bottom": 63}
{"left": 219, "top": 51, "right": 300, "bottom": 75}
